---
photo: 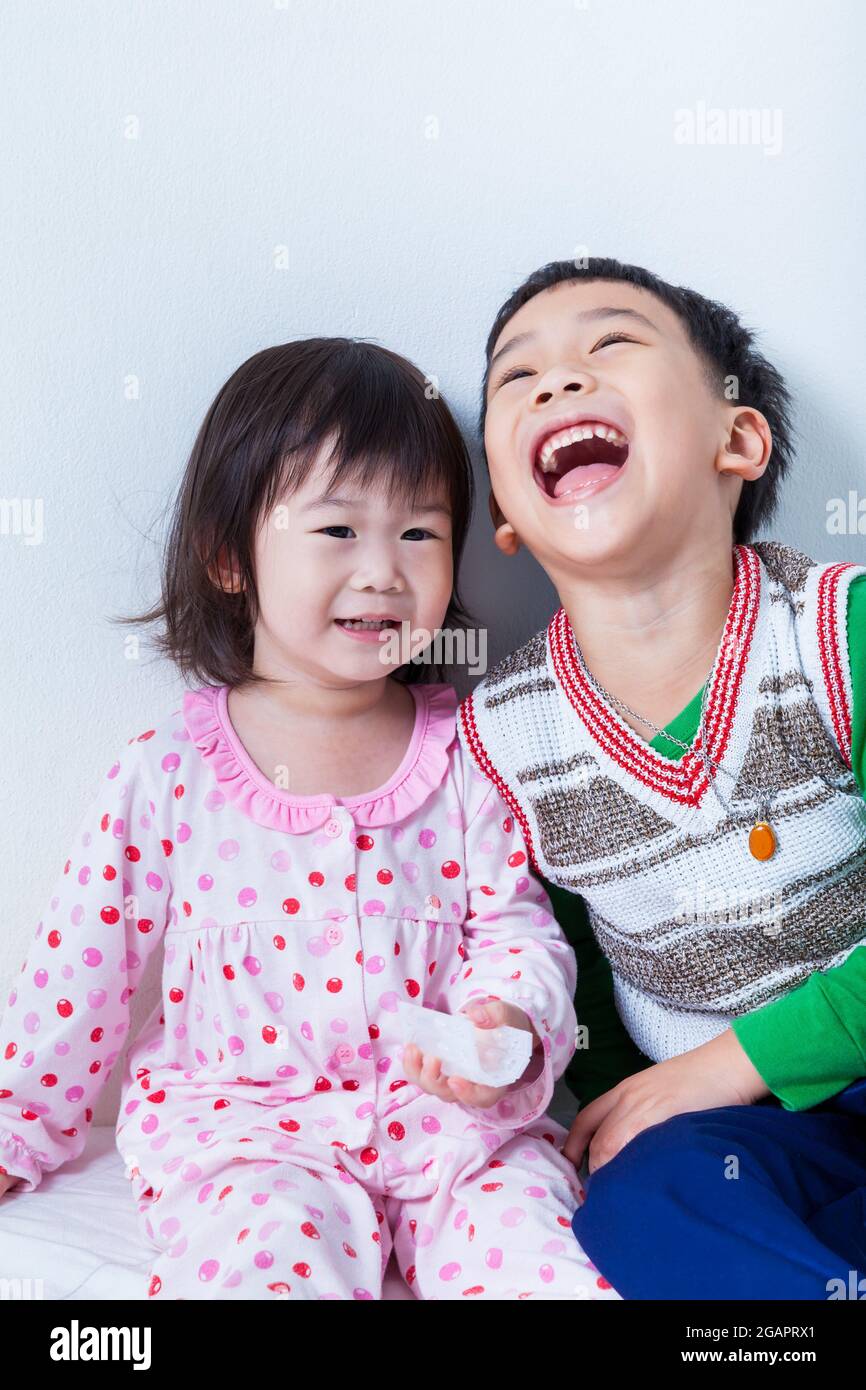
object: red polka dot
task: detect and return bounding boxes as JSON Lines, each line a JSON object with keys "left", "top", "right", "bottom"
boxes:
{"left": 360, "top": 1147, "right": 378, "bottom": 1166}
{"left": 103, "top": 865, "right": 116, "bottom": 881}
{"left": 282, "top": 898, "right": 300, "bottom": 915}
{"left": 308, "top": 871, "right": 324, "bottom": 887}
{"left": 314, "top": 1076, "right": 332, "bottom": 1091}
{"left": 100, "top": 906, "right": 119, "bottom": 925}
{"left": 292, "top": 973, "right": 305, "bottom": 991}
{"left": 326, "top": 978, "right": 342, "bottom": 993}
{"left": 441, "top": 861, "right": 461, "bottom": 879}
{"left": 376, "top": 868, "right": 393, "bottom": 884}
{"left": 125, "top": 845, "right": 141, "bottom": 862}
{"left": 356, "top": 835, "right": 374, "bottom": 851}
{"left": 508, "top": 851, "right": 525, "bottom": 867}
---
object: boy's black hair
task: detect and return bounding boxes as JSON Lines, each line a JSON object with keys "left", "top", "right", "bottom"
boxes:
{"left": 116, "top": 338, "right": 475, "bottom": 688}
{"left": 479, "top": 257, "right": 795, "bottom": 544}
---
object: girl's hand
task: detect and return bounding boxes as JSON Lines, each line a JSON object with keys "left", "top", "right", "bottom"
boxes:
{"left": 403, "top": 1000, "right": 542, "bottom": 1110}
{"left": 562, "top": 1027, "right": 771, "bottom": 1173}
{"left": 0, "top": 1172, "right": 20, "bottom": 1200}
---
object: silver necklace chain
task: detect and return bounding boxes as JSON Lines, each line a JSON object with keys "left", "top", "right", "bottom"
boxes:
{"left": 569, "top": 586, "right": 853, "bottom": 823}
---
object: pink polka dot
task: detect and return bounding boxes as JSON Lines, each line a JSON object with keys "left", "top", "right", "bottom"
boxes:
{"left": 82, "top": 948, "right": 102, "bottom": 967}
{"left": 237, "top": 887, "right": 257, "bottom": 907}
{"left": 243, "top": 955, "right": 262, "bottom": 976}
{"left": 439, "top": 1261, "right": 461, "bottom": 1281}
{"left": 198, "top": 874, "right": 214, "bottom": 892}
{"left": 254, "top": 1250, "right": 274, "bottom": 1268}
{"left": 362, "top": 899, "right": 386, "bottom": 915}
{"left": 540, "top": 1263, "right": 555, "bottom": 1284}
{"left": 176, "top": 822, "right": 192, "bottom": 842}
{"left": 421, "top": 1115, "right": 442, "bottom": 1135}
{"left": 146, "top": 871, "right": 163, "bottom": 891}
{"left": 418, "top": 828, "right": 436, "bottom": 848}
{"left": 219, "top": 839, "right": 240, "bottom": 861}
{"left": 198, "top": 1259, "right": 220, "bottom": 1282}
{"left": 204, "top": 790, "right": 225, "bottom": 812}
{"left": 161, "top": 753, "right": 181, "bottom": 773}
{"left": 524, "top": 1185, "right": 547, "bottom": 1199}
{"left": 500, "top": 1207, "right": 526, "bottom": 1228}
{"left": 485, "top": 1247, "right": 503, "bottom": 1269}
{"left": 78, "top": 866, "right": 91, "bottom": 885}
{"left": 365, "top": 956, "right": 385, "bottom": 974}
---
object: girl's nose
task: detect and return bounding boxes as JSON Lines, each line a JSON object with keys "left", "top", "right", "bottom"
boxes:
{"left": 351, "top": 554, "right": 406, "bottom": 592}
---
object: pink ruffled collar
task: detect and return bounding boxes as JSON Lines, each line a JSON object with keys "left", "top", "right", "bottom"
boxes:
{"left": 182, "top": 681, "right": 457, "bottom": 834}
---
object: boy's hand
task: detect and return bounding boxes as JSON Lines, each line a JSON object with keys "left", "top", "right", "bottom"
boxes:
{"left": 403, "top": 1000, "right": 542, "bottom": 1109}
{"left": 563, "top": 1027, "right": 770, "bottom": 1173}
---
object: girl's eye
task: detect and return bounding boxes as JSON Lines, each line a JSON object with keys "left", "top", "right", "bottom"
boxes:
{"left": 317, "top": 525, "right": 438, "bottom": 540}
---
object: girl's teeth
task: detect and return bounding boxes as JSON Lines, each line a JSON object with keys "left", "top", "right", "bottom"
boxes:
{"left": 338, "top": 619, "right": 394, "bottom": 629}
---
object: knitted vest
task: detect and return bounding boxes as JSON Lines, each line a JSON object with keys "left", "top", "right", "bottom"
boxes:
{"left": 458, "top": 541, "right": 866, "bottom": 1061}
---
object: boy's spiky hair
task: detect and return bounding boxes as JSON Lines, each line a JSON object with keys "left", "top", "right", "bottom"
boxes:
{"left": 479, "top": 257, "right": 796, "bottom": 544}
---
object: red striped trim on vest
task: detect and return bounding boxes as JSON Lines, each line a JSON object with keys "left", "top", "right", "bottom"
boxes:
{"left": 458, "top": 691, "right": 543, "bottom": 876}
{"left": 548, "top": 544, "right": 760, "bottom": 806}
{"left": 817, "top": 561, "right": 855, "bottom": 769}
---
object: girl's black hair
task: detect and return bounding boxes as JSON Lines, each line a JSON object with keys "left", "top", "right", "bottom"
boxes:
{"left": 116, "top": 338, "right": 475, "bottom": 688}
{"left": 479, "top": 257, "right": 795, "bottom": 544}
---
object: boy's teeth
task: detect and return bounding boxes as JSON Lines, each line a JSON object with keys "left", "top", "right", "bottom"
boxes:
{"left": 538, "top": 423, "right": 628, "bottom": 472}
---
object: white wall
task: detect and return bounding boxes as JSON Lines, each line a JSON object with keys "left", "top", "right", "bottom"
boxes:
{"left": 2, "top": 0, "right": 864, "bottom": 1120}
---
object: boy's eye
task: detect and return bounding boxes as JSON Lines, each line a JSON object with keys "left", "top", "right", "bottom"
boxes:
{"left": 491, "top": 333, "right": 639, "bottom": 392}
{"left": 318, "top": 525, "right": 355, "bottom": 539}
{"left": 593, "top": 332, "right": 637, "bottom": 350}
{"left": 402, "top": 528, "right": 437, "bottom": 541}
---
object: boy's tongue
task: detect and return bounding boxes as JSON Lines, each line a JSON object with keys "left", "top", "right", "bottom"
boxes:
{"left": 553, "top": 461, "right": 621, "bottom": 496}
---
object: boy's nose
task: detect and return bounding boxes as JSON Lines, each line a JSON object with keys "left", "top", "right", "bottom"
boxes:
{"left": 531, "top": 365, "right": 595, "bottom": 405}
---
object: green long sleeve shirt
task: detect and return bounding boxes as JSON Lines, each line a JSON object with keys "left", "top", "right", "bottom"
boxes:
{"left": 548, "top": 573, "right": 866, "bottom": 1112}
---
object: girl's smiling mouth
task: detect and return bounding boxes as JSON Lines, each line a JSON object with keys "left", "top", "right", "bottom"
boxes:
{"left": 530, "top": 417, "right": 630, "bottom": 503}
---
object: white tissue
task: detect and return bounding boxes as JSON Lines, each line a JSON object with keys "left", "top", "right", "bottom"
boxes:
{"left": 396, "top": 1001, "right": 533, "bottom": 1087}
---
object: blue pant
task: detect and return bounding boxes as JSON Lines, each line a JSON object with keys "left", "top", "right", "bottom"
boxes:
{"left": 571, "top": 1077, "right": 866, "bottom": 1299}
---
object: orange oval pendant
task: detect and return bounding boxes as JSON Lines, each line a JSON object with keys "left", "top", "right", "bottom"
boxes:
{"left": 749, "top": 821, "right": 776, "bottom": 861}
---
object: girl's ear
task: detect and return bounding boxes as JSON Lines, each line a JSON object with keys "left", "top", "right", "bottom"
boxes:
{"left": 206, "top": 543, "right": 244, "bottom": 594}
{"left": 488, "top": 490, "right": 521, "bottom": 557}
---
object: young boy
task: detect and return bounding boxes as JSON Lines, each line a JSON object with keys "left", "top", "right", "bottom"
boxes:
{"left": 457, "top": 256, "right": 866, "bottom": 1299}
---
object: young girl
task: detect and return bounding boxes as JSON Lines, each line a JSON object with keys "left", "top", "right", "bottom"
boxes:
{"left": 0, "top": 338, "right": 618, "bottom": 1301}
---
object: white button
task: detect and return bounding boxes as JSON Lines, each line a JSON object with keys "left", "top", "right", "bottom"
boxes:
{"left": 324, "top": 818, "right": 342, "bottom": 838}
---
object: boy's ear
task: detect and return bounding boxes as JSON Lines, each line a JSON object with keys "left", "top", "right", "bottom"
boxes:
{"left": 488, "top": 489, "right": 521, "bottom": 557}
{"left": 715, "top": 407, "right": 772, "bottom": 482}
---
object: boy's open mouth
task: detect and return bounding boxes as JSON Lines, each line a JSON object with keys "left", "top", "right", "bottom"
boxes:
{"left": 532, "top": 420, "right": 630, "bottom": 499}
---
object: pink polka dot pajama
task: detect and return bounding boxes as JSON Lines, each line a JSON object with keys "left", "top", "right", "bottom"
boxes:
{"left": 0, "top": 682, "right": 617, "bottom": 1300}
